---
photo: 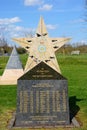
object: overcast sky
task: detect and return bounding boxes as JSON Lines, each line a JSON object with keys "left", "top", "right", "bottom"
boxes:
{"left": 0, "top": 0, "right": 86, "bottom": 46}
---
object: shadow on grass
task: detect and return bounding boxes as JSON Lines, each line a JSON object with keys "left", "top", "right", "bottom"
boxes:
{"left": 69, "top": 96, "right": 84, "bottom": 122}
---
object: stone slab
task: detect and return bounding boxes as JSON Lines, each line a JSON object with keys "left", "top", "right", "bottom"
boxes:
{"left": 19, "top": 61, "right": 66, "bottom": 80}
{"left": 0, "top": 80, "right": 17, "bottom": 85}
{"left": 8, "top": 112, "right": 81, "bottom": 128}
{"left": 14, "top": 62, "right": 70, "bottom": 127}
{"left": 15, "top": 80, "right": 70, "bottom": 127}
{"left": 6, "top": 47, "right": 23, "bottom": 69}
{"left": 0, "top": 69, "right": 24, "bottom": 85}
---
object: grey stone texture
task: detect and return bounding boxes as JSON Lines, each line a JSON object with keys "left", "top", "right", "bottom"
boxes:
{"left": 6, "top": 47, "right": 23, "bottom": 69}
{"left": 15, "top": 62, "right": 70, "bottom": 127}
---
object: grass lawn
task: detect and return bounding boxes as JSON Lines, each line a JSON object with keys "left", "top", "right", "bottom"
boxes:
{"left": 0, "top": 56, "right": 9, "bottom": 75}
{"left": 0, "top": 54, "right": 87, "bottom": 130}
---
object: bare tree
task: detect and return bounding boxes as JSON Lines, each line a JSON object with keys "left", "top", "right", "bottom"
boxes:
{"left": 22, "top": 29, "right": 35, "bottom": 38}
{"left": 0, "top": 25, "right": 8, "bottom": 47}
{"left": 0, "top": 36, "right": 8, "bottom": 47}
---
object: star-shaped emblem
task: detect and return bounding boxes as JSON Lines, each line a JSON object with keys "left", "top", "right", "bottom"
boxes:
{"left": 13, "top": 17, "right": 71, "bottom": 73}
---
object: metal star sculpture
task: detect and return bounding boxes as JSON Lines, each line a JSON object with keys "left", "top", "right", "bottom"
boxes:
{"left": 13, "top": 17, "right": 71, "bottom": 73}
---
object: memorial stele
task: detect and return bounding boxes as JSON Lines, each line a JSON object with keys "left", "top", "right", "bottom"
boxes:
{"left": 13, "top": 16, "right": 71, "bottom": 74}
{"left": 12, "top": 17, "right": 72, "bottom": 128}
{"left": 0, "top": 47, "right": 24, "bottom": 85}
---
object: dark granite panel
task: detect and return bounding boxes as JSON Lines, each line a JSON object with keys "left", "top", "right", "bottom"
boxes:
{"left": 19, "top": 62, "right": 66, "bottom": 80}
{"left": 15, "top": 62, "right": 70, "bottom": 127}
{"left": 15, "top": 79, "right": 70, "bottom": 127}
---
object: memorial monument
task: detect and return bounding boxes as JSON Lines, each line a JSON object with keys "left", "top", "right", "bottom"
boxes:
{"left": 13, "top": 16, "right": 70, "bottom": 74}
{"left": 12, "top": 17, "right": 71, "bottom": 127}
{"left": 0, "top": 47, "right": 24, "bottom": 85}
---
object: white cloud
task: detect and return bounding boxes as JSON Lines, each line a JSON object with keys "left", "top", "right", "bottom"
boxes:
{"left": 0, "top": 17, "right": 35, "bottom": 45}
{"left": 69, "top": 19, "right": 85, "bottom": 24}
{"left": 0, "top": 17, "right": 21, "bottom": 25}
{"left": 39, "top": 4, "right": 53, "bottom": 11}
{"left": 1, "top": 24, "right": 35, "bottom": 40}
{"left": 24, "top": 0, "right": 53, "bottom": 11}
{"left": 14, "top": 26, "right": 25, "bottom": 32}
{"left": 47, "top": 24, "right": 57, "bottom": 30}
{"left": 24, "top": 0, "right": 44, "bottom": 6}
{"left": 80, "top": 40, "right": 87, "bottom": 43}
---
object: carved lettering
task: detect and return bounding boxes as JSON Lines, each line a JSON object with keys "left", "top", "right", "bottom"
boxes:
{"left": 36, "top": 91, "right": 39, "bottom": 113}
{"left": 40, "top": 91, "right": 46, "bottom": 113}
{"left": 46, "top": 91, "right": 50, "bottom": 113}
{"left": 56, "top": 91, "right": 60, "bottom": 112}
{"left": 52, "top": 91, "right": 56, "bottom": 112}
{"left": 23, "top": 91, "right": 28, "bottom": 113}
{"left": 19, "top": 91, "right": 23, "bottom": 113}
{"left": 32, "top": 83, "right": 53, "bottom": 88}
{"left": 62, "top": 90, "right": 67, "bottom": 112}
{"left": 30, "top": 91, "right": 33, "bottom": 113}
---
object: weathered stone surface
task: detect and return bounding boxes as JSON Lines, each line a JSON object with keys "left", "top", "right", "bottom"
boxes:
{"left": 6, "top": 47, "right": 23, "bottom": 69}
{"left": 19, "top": 62, "right": 66, "bottom": 80}
{"left": 13, "top": 17, "right": 71, "bottom": 73}
{"left": 15, "top": 62, "right": 70, "bottom": 127}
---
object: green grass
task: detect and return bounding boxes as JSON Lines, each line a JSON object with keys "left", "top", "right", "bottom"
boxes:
{"left": 0, "top": 56, "right": 9, "bottom": 75}
{"left": 0, "top": 85, "right": 17, "bottom": 113}
{"left": 0, "top": 54, "right": 87, "bottom": 130}
{"left": 19, "top": 54, "right": 28, "bottom": 69}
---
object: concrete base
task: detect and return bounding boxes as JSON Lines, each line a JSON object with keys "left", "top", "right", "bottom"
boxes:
{"left": 8, "top": 112, "right": 81, "bottom": 129}
{"left": 0, "top": 79, "right": 18, "bottom": 85}
{"left": 0, "top": 69, "right": 24, "bottom": 85}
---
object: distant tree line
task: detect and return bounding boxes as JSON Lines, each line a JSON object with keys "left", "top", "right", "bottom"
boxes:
{"left": 0, "top": 37, "right": 12, "bottom": 55}
{"left": 57, "top": 43, "right": 87, "bottom": 54}
{"left": 0, "top": 45, "right": 26, "bottom": 55}
{"left": 0, "top": 37, "right": 26, "bottom": 55}
{"left": 0, "top": 43, "right": 87, "bottom": 55}
{"left": 0, "top": 35, "right": 87, "bottom": 55}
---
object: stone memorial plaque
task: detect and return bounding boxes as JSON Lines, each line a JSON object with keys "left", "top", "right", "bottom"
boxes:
{"left": 12, "top": 17, "right": 71, "bottom": 128}
{"left": 14, "top": 62, "right": 70, "bottom": 127}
